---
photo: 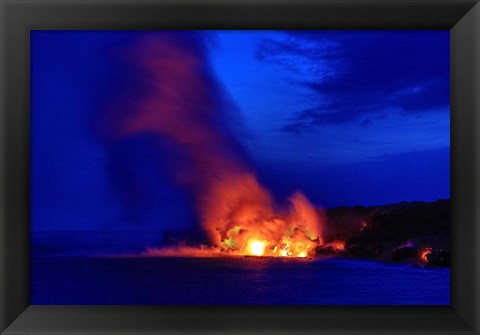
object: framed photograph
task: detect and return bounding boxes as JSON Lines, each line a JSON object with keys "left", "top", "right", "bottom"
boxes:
{"left": 1, "top": 0, "right": 479, "bottom": 334}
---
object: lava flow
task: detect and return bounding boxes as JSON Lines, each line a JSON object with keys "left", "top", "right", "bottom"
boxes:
{"left": 419, "top": 248, "right": 432, "bottom": 263}
{"left": 101, "top": 32, "right": 323, "bottom": 258}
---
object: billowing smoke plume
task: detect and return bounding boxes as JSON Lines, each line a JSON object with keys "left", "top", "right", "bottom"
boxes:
{"left": 98, "top": 32, "right": 323, "bottom": 257}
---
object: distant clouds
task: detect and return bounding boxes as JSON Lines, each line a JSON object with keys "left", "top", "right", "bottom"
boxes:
{"left": 255, "top": 31, "right": 449, "bottom": 132}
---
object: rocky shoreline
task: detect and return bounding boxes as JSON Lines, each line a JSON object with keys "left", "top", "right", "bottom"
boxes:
{"left": 316, "top": 199, "right": 450, "bottom": 267}
{"left": 157, "top": 199, "right": 450, "bottom": 266}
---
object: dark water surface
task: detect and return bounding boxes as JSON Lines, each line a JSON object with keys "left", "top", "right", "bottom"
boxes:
{"left": 31, "top": 256, "right": 450, "bottom": 305}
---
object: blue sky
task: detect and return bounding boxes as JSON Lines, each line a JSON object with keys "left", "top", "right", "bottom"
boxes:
{"left": 211, "top": 31, "right": 449, "bottom": 162}
{"left": 31, "top": 30, "right": 450, "bottom": 232}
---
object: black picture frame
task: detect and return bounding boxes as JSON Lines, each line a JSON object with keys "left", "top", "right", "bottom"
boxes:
{"left": 1, "top": 0, "right": 479, "bottom": 334}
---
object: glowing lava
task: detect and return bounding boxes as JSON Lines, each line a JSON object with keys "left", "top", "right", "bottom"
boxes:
{"left": 213, "top": 191, "right": 323, "bottom": 258}
{"left": 420, "top": 248, "right": 432, "bottom": 263}
{"left": 248, "top": 240, "right": 266, "bottom": 256}
{"left": 297, "top": 251, "right": 308, "bottom": 258}
{"left": 324, "top": 240, "right": 345, "bottom": 252}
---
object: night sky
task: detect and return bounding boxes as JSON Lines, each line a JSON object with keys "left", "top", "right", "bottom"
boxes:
{"left": 31, "top": 30, "right": 450, "bottom": 233}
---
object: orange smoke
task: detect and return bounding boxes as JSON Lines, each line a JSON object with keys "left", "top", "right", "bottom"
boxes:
{"left": 103, "top": 33, "right": 323, "bottom": 257}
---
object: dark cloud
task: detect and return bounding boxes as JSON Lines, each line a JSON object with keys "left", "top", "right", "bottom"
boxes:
{"left": 280, "top": 104, "right": 374, "bottom": 133}
{"left": 256, "top": 31, "right": 449, "bottom": 132}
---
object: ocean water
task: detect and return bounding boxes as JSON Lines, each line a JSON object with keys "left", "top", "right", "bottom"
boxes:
{"left": 31, "top": 256, "right": 450, "bottom": 305}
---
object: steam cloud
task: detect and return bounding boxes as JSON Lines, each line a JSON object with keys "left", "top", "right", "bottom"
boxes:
{"left": 98, "top": 32, "right": 322, "bottom": 256}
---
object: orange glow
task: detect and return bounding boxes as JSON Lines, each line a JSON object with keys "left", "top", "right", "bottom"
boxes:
{"left": 111, "top": 36, "right": 324, "bottom": 259}
{"left": 138, "top": 245, "right": 221, "bottom": 258}
{"left": 324, "top": 240, "right": 345, "bottom": 251}
{"left": 297, "top": 251, "right": 308, "bottom": 258}
{"left": 207, "top": 188, "right": 322, "bottom": 258}
{"left": 419, "top": 248, "right": 432, "bottom": 263}
{"left": 248, "top": 240, "right": 266, "bottom": 256}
